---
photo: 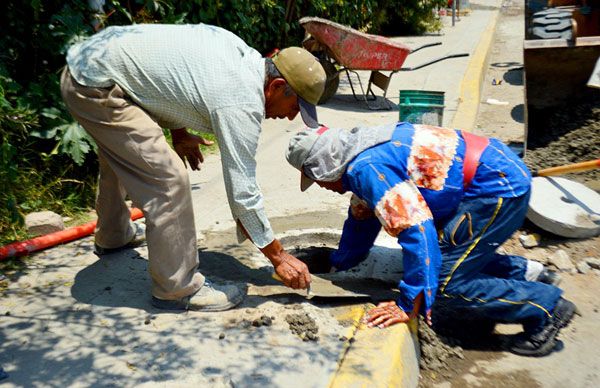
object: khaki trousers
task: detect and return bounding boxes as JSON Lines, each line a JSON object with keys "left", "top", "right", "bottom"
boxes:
{"left": 60, "top": 68, "right": 204, "bottom": 300}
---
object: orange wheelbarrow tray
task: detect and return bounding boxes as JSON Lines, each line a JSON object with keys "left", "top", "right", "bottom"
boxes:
{"left": 300, "top": 16, "right": 469, "bottom": 110}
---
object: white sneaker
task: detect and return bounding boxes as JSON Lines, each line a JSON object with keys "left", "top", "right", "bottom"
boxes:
{"left": 151, "top": 279, "right": 243, "bottom": 311}
{"left": 94, "top": 222, "right": 146, "bottom": 255}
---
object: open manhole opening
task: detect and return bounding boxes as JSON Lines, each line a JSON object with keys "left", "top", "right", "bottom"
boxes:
{"left": 279, "top": 230, "right": 341, "bottom": 274}
{"left": 287, "top": 246, "right": 335, "bottom": 274}
{"left": 253, "top": 228, "right": 403, "bottom": 283}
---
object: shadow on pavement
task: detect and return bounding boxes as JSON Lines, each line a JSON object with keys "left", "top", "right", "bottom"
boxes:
{"left": 1, "top": 245, "right": 351, "bottom": 386}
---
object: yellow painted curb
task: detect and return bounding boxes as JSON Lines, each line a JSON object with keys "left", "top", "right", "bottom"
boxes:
{"left": 329, "top": 305, "right": 420, "bottom": 388}
{"left": 451, "top": 10, "right": 501, "bottom": 131}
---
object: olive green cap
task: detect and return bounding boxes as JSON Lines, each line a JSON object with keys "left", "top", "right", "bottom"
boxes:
{"left": 272, "top": 47, "right": 326, "bottom": 106}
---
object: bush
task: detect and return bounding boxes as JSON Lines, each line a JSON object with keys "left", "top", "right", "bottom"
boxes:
{"left": 374, "top": 0, "right": 447, "bottom": 35}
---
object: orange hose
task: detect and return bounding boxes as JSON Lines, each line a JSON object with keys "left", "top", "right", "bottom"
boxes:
{"left": 0, "top": 208, "right": 144, "bottom": 261}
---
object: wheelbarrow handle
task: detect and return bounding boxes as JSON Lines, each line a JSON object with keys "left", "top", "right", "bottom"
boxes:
{"left": 410, "top": 42, "right": 442, "bottom": 54}
{"left": 399, "top": 53, "right": 469, "bottom": 72}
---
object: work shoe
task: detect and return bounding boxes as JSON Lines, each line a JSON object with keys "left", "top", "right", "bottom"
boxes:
{"left": 536, "top": 268, "right": 562, "bottom": 286}
{"left": 552, "top": 297, "right": 576, "bottom": 329}
{"left": 151, "top": 279, "right": 244, "bottom": 312}
{"left": 509, "top": 323, "right": 559, "bottom": 357}
{"left": 509, "top": 297, "right": 576, "bottom": 357}
{"left": 94, "top": 222, "right": 146, "bottom": 255}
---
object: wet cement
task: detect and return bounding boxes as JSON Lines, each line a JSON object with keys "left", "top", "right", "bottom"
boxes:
{"left": 418, "top": 317, "right": 465, "bottom": 373}
{"left": 285, "top": 313, "right": 319, "bottom": 341}
{"left": 525, "top": 93, "right": 600, "bottom": 184}
{"left": 198, "top": 211, "right": 360, "bottom": 347}
{"left": 201, "top": 211, "right": 506, "bottom": 374}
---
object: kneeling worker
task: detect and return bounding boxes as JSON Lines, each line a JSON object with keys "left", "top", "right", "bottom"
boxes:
{"left": 286, "top": 122, "right": 575, "bottom": 357}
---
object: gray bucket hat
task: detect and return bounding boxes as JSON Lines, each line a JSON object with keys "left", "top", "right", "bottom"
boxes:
{"left": 286, "top": 127, "right": 323, "bottom": 191}
{"left": 286, "top": 123, "right": 398, "bottom": 192}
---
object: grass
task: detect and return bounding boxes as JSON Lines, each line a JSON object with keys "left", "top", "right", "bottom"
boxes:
{"left": 163, "top": 129, "right": 219, "bottom": 155}
{"left": 63, "top": 210, "right": 97, "bottom": 228}
{"left": 190, "top": 131, "right": 219, "bottom": 155}
{"left": 0, "top": 130, "right": 220, "bottom": 248}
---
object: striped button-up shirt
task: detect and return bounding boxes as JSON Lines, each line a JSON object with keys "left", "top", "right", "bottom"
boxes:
{"left": 67, "top": 23, "right": 274, "bottom": 247}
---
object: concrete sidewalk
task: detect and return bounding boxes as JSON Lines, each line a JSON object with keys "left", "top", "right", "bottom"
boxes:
{"left": 0, "top": 1, "right": 502, "bottom": 386}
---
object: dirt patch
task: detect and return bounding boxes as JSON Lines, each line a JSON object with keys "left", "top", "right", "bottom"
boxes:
{"left": 502, "top": 224, "right": 600, "bottom": 268}
{"left": 252, "top": 315, "right": 274, "bottom": 327}
{"left": 525, "top": 93, "right": 600, "bottom": 184}
{"left": 285, "top": 313, "right": 319, "bottom": 341}
{"left": 235, "top": 315, "right": 275, "bottom": 330}
{"left": 418, "top": 87, "right": 600, "bottom": 382}
{"left": 418, "top": 317, "right": 465, "bottom": 373}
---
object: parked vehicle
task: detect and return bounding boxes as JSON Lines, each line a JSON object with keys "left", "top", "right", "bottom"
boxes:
{"left": 524, "top": 0, "right": 600, "bottom": 141}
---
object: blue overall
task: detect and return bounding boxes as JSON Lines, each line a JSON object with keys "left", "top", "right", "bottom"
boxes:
{"left": 330, "top": 123, "right": 562, "bottom": 333}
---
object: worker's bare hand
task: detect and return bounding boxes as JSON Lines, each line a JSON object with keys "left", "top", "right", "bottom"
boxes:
{"left": 412, "top": 292, "right": 432, "bottom": 326}
{"left": 364, "top": 301, "right": 410, "bottom": 329}
{"left": 273, "top": 251, "right": 311, "bottom": 290}
{"left": 171, "top": 129, "right": 214, "bottom": 170}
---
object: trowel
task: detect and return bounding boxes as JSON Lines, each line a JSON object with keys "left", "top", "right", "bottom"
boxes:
{"left": 271, "top": 273, "right": 368, "bottom": 299}
{"left": 256, "top": 272, "right": 397, "bottom": 300}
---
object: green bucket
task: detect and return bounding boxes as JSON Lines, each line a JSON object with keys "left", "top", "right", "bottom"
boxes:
{"left": 399, "top": 90, "right": 445, "bottom": 126}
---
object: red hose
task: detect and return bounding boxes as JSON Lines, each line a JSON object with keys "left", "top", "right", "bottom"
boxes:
{"left": 0, "top": 208, "right": 144, "bottom": 261}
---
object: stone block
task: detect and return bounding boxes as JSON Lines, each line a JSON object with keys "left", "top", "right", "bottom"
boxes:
{"left": 25, "top": 211, "right": 65, "bottom": 236}
{"left": 519, "top": 233, "right": 541, "bottom": 248}
{"left": 586, "top": 257, "right": 600, "bottom": 270}
{"left": 548, "top": 249, "right": 574, "bottom": 272}
{"left": 576, "top": 261, "right": 591, "bottom": 274}
{"left": 526, "top": 248, "right": 549, "bottom": 265}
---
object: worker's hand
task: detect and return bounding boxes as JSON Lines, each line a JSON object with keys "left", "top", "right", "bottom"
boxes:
{"left": 364, "top": 301, "right": 410, "bottom": 329}
{"left": 365, "top": 293, "right": 432, "bottom": 329}
{"left": 273, "top": 251, "right": 312, "bottom": 290}
{"left": 170, "top": 128, "right": 214, "bottom": 170}
{"left": 260, "top": 238, "right": 311, "bottom": 289}
{"left": 412, "top": 292, "right": 432, "bottom": 326}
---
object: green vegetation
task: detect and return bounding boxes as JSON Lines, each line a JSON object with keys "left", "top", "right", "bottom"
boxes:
{"left": 0, "top": 0, "right": 445, "bottom": 246}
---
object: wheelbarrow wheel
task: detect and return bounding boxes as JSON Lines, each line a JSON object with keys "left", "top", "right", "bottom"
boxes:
{"left": 318, "top": 59, "right": 339, "bottom": 104}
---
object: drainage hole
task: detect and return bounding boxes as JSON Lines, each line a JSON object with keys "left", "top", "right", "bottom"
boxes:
{"left": 288, "top": 246, "right": 335, "bottom": 274}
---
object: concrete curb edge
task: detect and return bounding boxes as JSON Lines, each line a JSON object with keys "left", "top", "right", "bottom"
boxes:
{"left": 328, "top": 305, "right": 420, "bottom": 388}
{"left": 451, "top": 8, "right": 501, "bottom": 131}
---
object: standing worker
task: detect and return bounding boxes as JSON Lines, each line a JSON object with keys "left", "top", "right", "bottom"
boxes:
{"left": 61, "top": 23, "right": 326, "bottom": 311}
{"left": 286, "top": 122, "right": 576, "bottom": 357}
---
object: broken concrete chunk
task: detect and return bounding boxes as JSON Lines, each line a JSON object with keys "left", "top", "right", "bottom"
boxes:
{"left": 585, "top": 257, "right": 600, "bottom": 270}
{"left": 25, "top": 211, "right": 65, "bottom": 236}
{"left": 576, "top": 261, "right": 591, "bottom": 274}
{"left": 496, "top": 247, "right": 508, "bottom": 255}
{"left": 519, "top": 233, "right": 541, "bottom": 248}
{"left": 548, "top": 249, "right": 575, "bottom": 272}
{"left": 526, "top": 248, "right": 549, "bottom": 265}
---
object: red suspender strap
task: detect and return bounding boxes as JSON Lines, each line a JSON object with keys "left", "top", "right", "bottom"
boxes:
{"left": 316, "top": 125, "right": 329, "bottom": 135}
{"left": 461, "top": 130, "right": 489, "bottom": 189}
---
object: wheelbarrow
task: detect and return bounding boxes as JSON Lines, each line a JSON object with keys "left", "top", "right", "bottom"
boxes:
{"left": 299, "top": 16, "right": 469, "bottom": 110}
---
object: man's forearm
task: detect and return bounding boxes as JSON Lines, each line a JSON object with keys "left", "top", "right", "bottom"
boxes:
{"left": 259, "top": 238, "right": 285, "bottom": 265}
{"left": 236, "top": 220, "right": 281, "bottom": 264}
{"left": 237, "top": 220, "right": 310, "bottom": 289}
